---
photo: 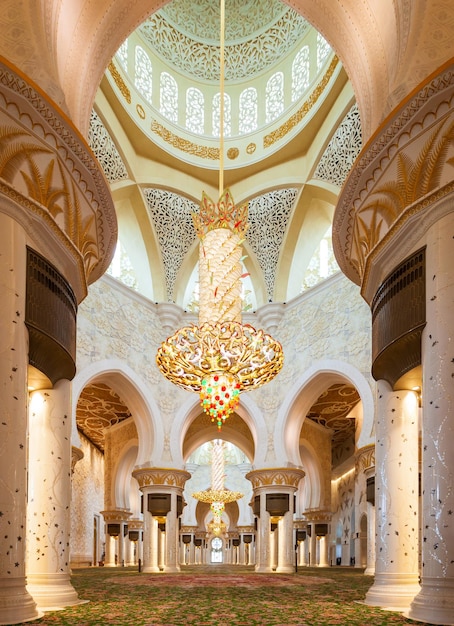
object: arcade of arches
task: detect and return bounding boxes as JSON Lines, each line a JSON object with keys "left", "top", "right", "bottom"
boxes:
{"left": 0, "top": 1, "right": 454, "bottom": 625}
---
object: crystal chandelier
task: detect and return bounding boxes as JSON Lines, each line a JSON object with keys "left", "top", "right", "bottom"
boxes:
{"left": 156, "top": 0, "right": 283, "bottom": 429}
{"left": 192, "top": 440, "right": 243, "bottom": 534}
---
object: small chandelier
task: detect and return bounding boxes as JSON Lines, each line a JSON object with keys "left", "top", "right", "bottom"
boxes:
{"left": 156, "top": 0, "right": 283, "bottom": 429}
{"left": 192, "top": 440, "right": 243, "bottom": 534}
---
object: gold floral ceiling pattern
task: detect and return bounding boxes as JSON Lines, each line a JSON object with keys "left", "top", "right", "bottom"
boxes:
{"left": 76, "top": 382, "right": 132, "bottom": 451}
{"left": 307, "top": 383, "right": 359, "bottom": 445}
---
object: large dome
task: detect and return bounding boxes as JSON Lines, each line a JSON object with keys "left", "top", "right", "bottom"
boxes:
{"left": 138, "top": 0, "right": 309, "bottom": 82}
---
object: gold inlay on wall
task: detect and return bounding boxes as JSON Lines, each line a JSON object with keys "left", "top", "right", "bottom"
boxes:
{"left": 151, "top": 120, "right": 220, "bottom": 160}
{"left": 108, "top": 61, "right": 131, "bottom": 104}
{"left": 264, "top": 56, "right": 339, "bottom": 148}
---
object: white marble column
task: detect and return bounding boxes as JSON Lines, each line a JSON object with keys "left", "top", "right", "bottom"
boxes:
{"left": 138, "top": 532, "right": 144, "bottom": 567}
{"left": 256, "top": 492, "right": 271, "bottom": 572}
{"left": 277, "top": 492, "right": 295, "bottom": 573}
{"left": 341, "top": 538, "right": 350, "bottom": 566}
{"left": 164, "top": 490, "right": 180, "bottom": 572}
{"left": 143, "top": 513, "right": 159, "bottom": 573}
{"left": 270, "top": 528, "right": 277, "bottom": 570}
{"left": 118, "top": 522, "right": 126, "bottom": 567}
{"left": 365, "top": 499, "right": 376, "bottom": 575}
{"left": 310, "top": 524, "right": 317, "bottom": 566}
{"left": 410, "top": 214, "right": 454, "bottom": 625}
{"left": 159, "top": 526, "right": 165, "bottom": 570}
{"left": 104, "top": 534, "right": 115, "bottom": 567}
{"left": 365, "top": 382, "right": 420, "bottom": 609}
{"left": 298, "top": 538, "right": 307, "bottom": 566}
{"left": 239, "top": 537, "right": 245, "bottom": 565}
{"left": 0, "top": 216, "right": 39, "bottom": 624}
{"left": 319, "top": 536, "right": 329, "bottom": 567}
{"left": 188, "top": 536, "right": 195, "bottom": 565}
{"left": 26, "top": 381, "right": 83, "bottom": 609}
{"left": 127, "top": 538, "right": 134, "bottom": 566}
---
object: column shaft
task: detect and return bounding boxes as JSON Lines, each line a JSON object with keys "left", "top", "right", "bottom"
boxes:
{"left": 256, "top": 492, "right": 271, "bottom": 572}
{"left": 365, "top": 501, "right": 376, "bottom": 576}
{"left": 27, "top": 381, "right": 82, "bottom": 609}
{"left": 164, "top": 490, "right": 180, "bottom": 572}
{"left": 310, "top": 524, "right": 317, "bottom": 566}
{"left": 319, "top": 536, "right": 329, "bottom": 567}
{"left": 104, "top": 535, "right": 115, "bottom": 567}
{"left": 410, "top": 214, "right": 454, "bottom": 624}
{"left": 365, "top": 383, "right": 420, "bottom": 609}
{"left": 143, "top": 514, "right": 159, "bottom": 573}
{"left": 276, "top": 505, "right": 295, "bottom": 572}
{"left": 0, "top": 216, "right": 38, "bottom": 624}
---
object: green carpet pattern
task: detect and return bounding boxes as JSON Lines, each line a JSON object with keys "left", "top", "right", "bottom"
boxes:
{"left": 13, "top": 566, "right": 432, "bottom": 626}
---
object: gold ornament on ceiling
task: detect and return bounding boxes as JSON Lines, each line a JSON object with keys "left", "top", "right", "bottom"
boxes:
{"left": 76, "top": 382, "right": 132, "bottom": 451}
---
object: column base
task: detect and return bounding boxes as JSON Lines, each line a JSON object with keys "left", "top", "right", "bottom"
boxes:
{"left": 142, "top": 565, "right": 160, "bottom": 573}
{"left": 255, "top": 565, "right": 273, "bottom": 573}
{"left": 0, "top": 577, "right": 41, "bottom": 625}
{"left": 365, "top": 572, "right": 420, "bottom": 610}
{"left": 27, "top": 573, "right": 87, "bottom": 611}
{"left": 276, "top": 565, "right": 295, "bottom": 573}
{"left": 408, "top": 577, "right": 454, "bottom": 625}
{"left": 163, "top": 565, "right": 180, "bottom": 573}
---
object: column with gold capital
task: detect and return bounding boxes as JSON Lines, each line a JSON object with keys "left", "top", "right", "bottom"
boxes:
{"left": 246, "top": 467, "right": 305, "bottom": 574}
{"left": 100, "top": 510, "right": 132, "bottom": 568}
{"left": 355, "top": 445, "right": 375, "bottom": 572}
{"left": 304, "top": 510, "right": 332, "bottom": 567}
{"left": 133, "top": 468, "right": 191, "bottom": 572}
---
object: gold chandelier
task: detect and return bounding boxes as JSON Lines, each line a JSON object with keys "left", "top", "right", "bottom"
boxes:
{"left": 192, "top": 440, "right": 243, "bottom": 534}
{"left": 156, "top": 0, "right": 283, "bottom": 429}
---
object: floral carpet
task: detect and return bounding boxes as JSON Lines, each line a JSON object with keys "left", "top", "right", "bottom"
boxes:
{"left": 12, "top": 565, "right": 432, "bottom": 626}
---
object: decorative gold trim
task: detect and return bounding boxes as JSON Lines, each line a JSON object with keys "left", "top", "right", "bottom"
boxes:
{"left": 100, "top": 509, "right": 132, "bottom": 522}
{"left": 192, "top": 488, "right": 243, "bottom": 504}
{"left": 334, "top": 63, "right": 454, "bottom": 287}
{"left": 355, "top": 444, "right": 375, "bottom": 472}
{"left": 227, "top": 147, "right": 239, "bottom": 160}
{"left": 108, "top": 61, "right": 131, "bottom": 104}
{"left": 136, "top": 103, "right": 146, "bottom": 119}
{"left": 304, "top": 509, "right": 331, "bottom": 522}
{"left": 361, "top": 180, "right": 454, "bottom": 296}
{"left": 132, "top": 467, "right": 192, "bottom": 489}
{"left": 0, "top": 61, "right": 117, "bottom": 291}
{"left": 264, "top": 56, "right": 339, "bottom": 148}
{"left": 151, "top": 120, "right": 220, "bottom": 160}
{"left": 246, "top": 467, "right": 305, "bottom": 489}
{"left": 147, "top": 56, "right": 339, "bottom": 159}
{"left": 71, "top": 446, "right": 84, "bottom": 474}
{"left": 0, "top": 180, "right": 88, "bottom": 295}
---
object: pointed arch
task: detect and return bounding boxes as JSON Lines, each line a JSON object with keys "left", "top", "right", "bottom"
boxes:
{"left": 169, "top": 392, "right": 268, "bottom": 468}
{"left": 274, "top": 359, "right": 374, "bottom": 466}
{"left": 112, "top": 440, "right": 140, "bottom": 511}
{"left": 72, "top": 358, "right": 164, "bottom": 467}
